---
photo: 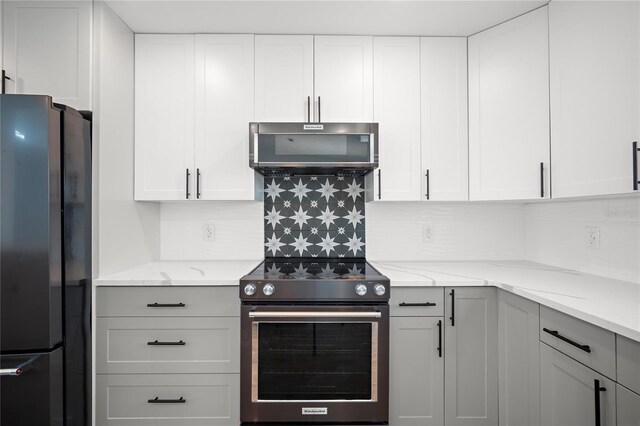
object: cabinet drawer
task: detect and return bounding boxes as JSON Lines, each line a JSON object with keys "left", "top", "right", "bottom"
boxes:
{"left": 95, "top": 373, "right": 239, "bottom": 426}
{"left": 617, "top": 335, "right": 640, "bottom": 395}
{"left": 96, "top": 286, "right": 239, "bottom": 317}
{"left": 540, "top": 306, "right": 615, "bottom": 379}
{"left": 389, "top": 287, "right": 444, "bottom": 316}
{"left": 96, "top": 317, "right": 240, "bottom": 374}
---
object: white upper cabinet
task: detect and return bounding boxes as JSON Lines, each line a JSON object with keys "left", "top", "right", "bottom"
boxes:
{"left": 135, "top": 34, "right": 256, "bottom": 201}
{"left": 314, "top": 36, "right": 373, "bottom": 122}
{"left": 421, "top": 37, "right": 468, "bottom": 201}
{"left": 195, "top": 34, "right": 255, "bottom": 200}
{"left": 468, "top": 6, "right": 550, "bottom": 201}
{"left": 135, "top": 35, "right": 195, "bottom": 201}
{"left": 373, "top": 37, "right": 422, "bottom": 201}
{"left": 2, "top": 0, "right": 92, "bottom": 110}
{"left": 550, "top": 1, "right": 640, "bottom": 198}
{"left": 254, "top": 35, "right": 313, "bottom": 122}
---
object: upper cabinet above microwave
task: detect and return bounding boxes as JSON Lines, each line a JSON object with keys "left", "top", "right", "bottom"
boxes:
{"left": 254, "top": 35, "right": 373, "bottom": 123}
{"left": 135, "top": 34, "right": 255, "bottom": 201}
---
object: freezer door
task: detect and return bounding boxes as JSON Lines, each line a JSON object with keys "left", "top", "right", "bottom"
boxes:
{"left": 0, "top": 94, "right": 63, "bottom": 351}
{"left": 0, "top": 348, "right": 63, "bottom": 426}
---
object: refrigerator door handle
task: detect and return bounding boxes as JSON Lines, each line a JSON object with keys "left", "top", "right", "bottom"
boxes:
{"left": 0, "top": 355, "right": 40, "bottom": 376}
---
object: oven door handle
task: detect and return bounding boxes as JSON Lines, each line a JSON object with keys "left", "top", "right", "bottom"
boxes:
{"left": 248, "top": 311, "right": 382, "bottom": 319}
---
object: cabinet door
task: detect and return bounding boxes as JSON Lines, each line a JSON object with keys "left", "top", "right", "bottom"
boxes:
{"left": 195, "top": 34, "right": 254, "bottom": 200}
{"left": 498, "top": 291, "right": 540, "bottom": 426}
{"left": 540, "top": 343, "right": 616, "bottom": 426}
{"left": 390, "top": 317, "right": 444, "bottom": 426}
{"left": 617, "top": 384, "right": 640, "bottom": 426}
{"left": 468, "top": 7, "right": 550, "bottom": 201}
{"left": 3, "top": 1, "right": 91, "bottom": 110}
{"left": 372, "top": 37, "right": 421, "bottom": 201}
{"left": 134, "top": 35, "right": 195, "bottom": 201}
{"left": 255, "top": 35, "right": 314, "bottom": 122}
{"left": 314, "top": 35, "right": 373, "bottom": 122}
{"left": 421, "top": 37, "right": 468, "bottom": 201}
{"left": 444, "top": 287, "right": 498, "bottom": 426}
{"left": 550, "top": 1, "right": 640, "bottom": 198}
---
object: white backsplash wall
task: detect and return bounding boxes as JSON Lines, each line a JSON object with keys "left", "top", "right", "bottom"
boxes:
{"left": 365, "top": 202, "right": 526, "bottom": 261}
{"left": 525, "top": 196, "right": 640, "bottom": 283}
{"left": 161, "top": 202, "right": 264, "bottom": 260}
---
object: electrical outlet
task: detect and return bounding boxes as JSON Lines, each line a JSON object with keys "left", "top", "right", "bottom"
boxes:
{"left": 423, "top": 225, "right": 433, "bottom": 243}
{"left": 585, "top": 226, "right": 600, "bottom": 249}
{"left": 203, "top": 224, "right": 215, "bottom": 242}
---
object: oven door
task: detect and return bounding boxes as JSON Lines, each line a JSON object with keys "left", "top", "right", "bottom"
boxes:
{"left": 240, "top": 305, "right": 389, "bottom": 424}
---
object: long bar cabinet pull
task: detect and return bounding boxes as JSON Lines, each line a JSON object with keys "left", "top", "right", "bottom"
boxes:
{"left": 633, "top": 141, "right": 639, "bottom": 191}
{"left": 147, "top": 302, "right": 186, "bottom": 308}
{"left": 399, "top": 302, "right": 436, "bottom": 307}
{"left": 542, "top": 328, "right": 591, "bottom": 353}
{"left": 147, "top": 340, "right": 186, "bottom": 346}
{"left": 378, "top": 170, "right": 382, "bottom": 200}
{"left": 449, "top": 289, "right": 455, "bottom": 326}
{"left": 1, "top": 70, "right": 10, "bottom": 94}
{"left": 425, "top": 170, "right": 430, "bottom": 200}
{"left": 185, "top": 168, "right": 191, "bottom": 199}
{"left": 148, "top": 397, "right": 186, "bottom": 404}
{"left": 594, "top": 379, "right": 606, "bottom": 426}
{"left": 196, "top": 168, "right": 201, "bottom": 199}
{"left": 317, "top": 96, "right": 321, "bottom": 123}
{"left": 437, "top": 320, "right": 442, "bottom": 358}
{"left": 307, "top": 96, "right": 311, "bottom": 123}
{"left": 540, "top": 162, "right": 545, "bottom": 198}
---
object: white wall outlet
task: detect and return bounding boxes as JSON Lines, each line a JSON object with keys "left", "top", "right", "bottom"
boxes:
{"left": 203, "top": 223, "right": 215, "bottom": 242}
{"left": 585, "top": 226, "right": 600, "bottom": 249}
{"left": 423, "top": 225, "right": 433, "bottom": 243}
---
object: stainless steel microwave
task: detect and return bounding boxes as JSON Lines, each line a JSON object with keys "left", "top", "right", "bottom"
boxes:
{"left": 249, "top": 122, "right": 379, "bottom": 176}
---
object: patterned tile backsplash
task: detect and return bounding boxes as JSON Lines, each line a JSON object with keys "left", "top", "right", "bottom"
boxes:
{"left": 263, "top": 176, "right": 366, "bottom": 258}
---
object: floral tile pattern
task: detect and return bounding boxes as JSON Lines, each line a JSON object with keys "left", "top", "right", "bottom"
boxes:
{"left": 263, "top": 176, "right": 366, "bottom": 258}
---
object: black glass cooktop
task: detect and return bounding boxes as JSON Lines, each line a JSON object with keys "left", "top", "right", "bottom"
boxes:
{"left": 247, "top": 258, "right": 383, "bottom": 281}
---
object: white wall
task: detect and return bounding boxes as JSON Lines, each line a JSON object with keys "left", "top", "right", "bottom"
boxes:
{"left": 525, "top": 196, "right": 640, "bottom": 283}
{"left": 161, "top": 202, "right": 263, "bottom": 260}
{"left": 365, "top": 202, "right": 526, "bottom": 260}
{"left": 93, "top": 1, "right": 160, "bottom": 277}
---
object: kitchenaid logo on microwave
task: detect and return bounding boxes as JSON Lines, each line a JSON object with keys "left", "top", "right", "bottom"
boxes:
{"left": 303, "top": 124, "right": 324, "bottom": 130}
{"left": 302, "top": 407, "right": 328, "bottom": 415}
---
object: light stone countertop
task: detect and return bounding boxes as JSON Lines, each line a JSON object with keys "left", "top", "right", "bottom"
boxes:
{"left": 94, "top": 259, "right": 640, "bottom": 341}
{"left": 370, "top": 260, "right": 640, "bottom": 342}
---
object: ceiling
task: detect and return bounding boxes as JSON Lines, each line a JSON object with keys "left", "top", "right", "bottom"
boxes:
{"left": 105, "top": 0, "right": 548, "bottom": 36}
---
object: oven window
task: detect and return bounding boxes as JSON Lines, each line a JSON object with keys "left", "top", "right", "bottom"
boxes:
{"left": 257, "top": 323, "right": 373, "bottom": 400}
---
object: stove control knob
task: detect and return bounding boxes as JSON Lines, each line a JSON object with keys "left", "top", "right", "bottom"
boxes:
{"left": 244, "top": 284, "right": 256, "bottom": 296}
{"left": 355, "top": 284, "right": 368, "bottom": 296}
{"left": 374, "top": 284, "right": 386, "bottom": 296}
{"left": 263, "top": 283, "right": 275, "bottom": 296}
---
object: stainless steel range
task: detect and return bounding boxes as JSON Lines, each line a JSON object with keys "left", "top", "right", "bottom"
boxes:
{"left": 239, "top": 258, "right": 390, "bottom": 425}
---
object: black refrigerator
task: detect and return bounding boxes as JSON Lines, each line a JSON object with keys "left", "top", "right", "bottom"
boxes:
{"left": 0, "top": 94, "right": 92, "bottom": 426}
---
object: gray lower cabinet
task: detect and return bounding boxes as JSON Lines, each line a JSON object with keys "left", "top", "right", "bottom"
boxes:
{"left": 617, "top": 335, "right": 640, "bottom": 395}
{"left": 389, "top": 316, "right": 443, "bottom": 425}
{"left": 96, "top": 374, "right": 240, "bottom": 426}
{"left": 498, "top": 291, "right": 540, "bottom": 426}
{"left": 616, "top": 384, "right": 640, "bottom": 426}
{"left": 444, "top": 287, "right": 498, "bottom": 426}
{"left": 541, "top": 343, "right": 616, "bottom": 426}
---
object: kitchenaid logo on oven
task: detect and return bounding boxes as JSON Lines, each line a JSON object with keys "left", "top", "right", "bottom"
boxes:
{"left": 302, "top": 407, "right": 328, "bottom": 415}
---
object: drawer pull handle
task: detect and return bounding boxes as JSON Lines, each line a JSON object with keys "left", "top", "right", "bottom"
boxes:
{"left": 146, "top": 303, "right": 186, "bottom": 308}
{"left": 543, "top": 328, "right": 591, "bottom": 353}
{"left": 148, "top": 397, "right": 186, "bottom": 404}
{"left": 594, "top": 379, "right": 607, "bottom": 426}
{"left": 147, "top": 340, "right": 186, "bottom": 346}
{"left": 399, "top": 302, "right": 436, "bottom": 307}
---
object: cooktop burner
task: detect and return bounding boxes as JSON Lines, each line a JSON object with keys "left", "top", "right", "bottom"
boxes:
{"left": 240, "top": 258, "right": 390, "bottom": 302}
